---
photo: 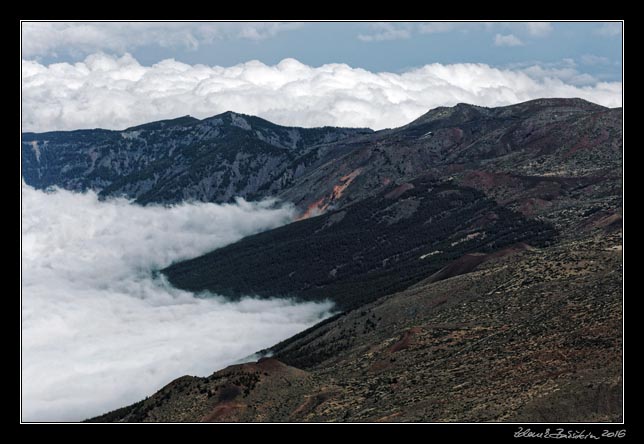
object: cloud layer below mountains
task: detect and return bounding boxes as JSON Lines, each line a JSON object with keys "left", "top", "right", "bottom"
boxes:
{"left": 21, "top": 184, "right": 334, "bottom": 421}
{"left": 22, "top": 54, "right": 622, "bottom": 132}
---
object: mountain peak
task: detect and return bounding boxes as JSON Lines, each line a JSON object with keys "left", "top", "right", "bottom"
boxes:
{"left": 124, "top": 115, "right": 199, "bottom": 132}
{"left": 406, "top": 98, "right": 607, "bottom": 130}
{"left": 405, "top": 102, "right": 491, "bottom": 129}
{"left": 202, "top": 110, "right": 277, "bottom": 130}
{"left": 217, "top": 110, "right": 243, "bottom": 117}
{"left": 508, "top": 97, "right": 606, "bottom": 109}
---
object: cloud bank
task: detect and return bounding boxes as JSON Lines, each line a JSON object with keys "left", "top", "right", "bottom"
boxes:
{"left": 21, "top": 22, "right": 302, "bottom": 58}
{"left": 22, "top": 22, "right": 558, "bottom": 57}
{"left": 22, "top": 54, "right": 622, "bottom": 133}
{"left": 523, "top": 22, "right": 553, "bottom": 37}
{"left": 21, "top": 184, "right": 334, "bottom": 421}
{"left": 356, "top": 22, "right": 554, "bottom": 42}
{"left": 494, "top": 34, "right": 524, "bottom": 47}
{"left": 357, "top": 23, "right": 412, "bottom": 42}
{"left": 595, "top": 22, "right": 622, "bottom": 37}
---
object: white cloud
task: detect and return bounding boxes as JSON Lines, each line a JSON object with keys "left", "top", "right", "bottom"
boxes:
{"left": 580, "top": 54, "right": 610, "bottom": 66}
{"left": 358, "top": 22, "right": 473, "bottom": 40}
{"left": 357, "top": 23, "right": 412, "bottom": 42}
{"left": 21, "top": 22, "right": 303, "bottom": 58}
{"left": 524, "top": 22, "right": 553, "bottom": 37}
{"left": 595, "top": 22, "right": 622, "bottom": 37}
{"left": 359, "top": 22, "right": 553, "bottom": 40}
{"left": 21, "top": 184, "right": 334, "bottom": 421}
{"left": 494, "top": 33, "right": 524, "bottom": 47}
{"left": 520, "top": 64, "right": 597, "bottom": 86}
{"left": 503, "top": 58, "right": 609, "bottom": 87}
{"left": 21, "top": 54, "right": 623, "bottom": 133}
{"left": 417, "top": 22, "right": 460, "bottom": 34}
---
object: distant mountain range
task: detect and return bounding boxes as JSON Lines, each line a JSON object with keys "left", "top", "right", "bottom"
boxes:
{"left": 22, "top": 98, "right": 623, "bottom": 422}
{"left": 23, "top": 98, "right": 621, "bottom": 222}
{"left": 22, "top": 111, "right": 372, "bottom": 204}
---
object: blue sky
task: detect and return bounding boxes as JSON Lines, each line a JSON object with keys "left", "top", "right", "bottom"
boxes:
{"left": 21, "top": 21, "right": 623, "bottom": 132}
{"left": 145, "top": 22, "right": 622, "bottom": 82}
{"left": 23, "top": 22, "right": 623, "bottom": 80}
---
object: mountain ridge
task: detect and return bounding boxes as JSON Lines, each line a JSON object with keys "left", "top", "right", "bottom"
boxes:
{"left": 22, "top": 98, "right": 620, "bottom": 215}
{"left": 22, "top": 111, "right": 373, "bottom": 205}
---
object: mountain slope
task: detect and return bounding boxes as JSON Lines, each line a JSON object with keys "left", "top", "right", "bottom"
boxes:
{"left": 27, "top": 98, "right": 621, "bottom": 423}
{"left": 278, "top": 99, "right": 621, "bottom": 219}
{"left": 90, "top": 229, "right": 622, "bottom": 422}
{"left": 163, "top": 175, "right": 557, "bottom": 310}
{"left": 161, "top": 99, "right": 622, "bottom": 310}
{"left": 22, "top": 112, "right": 372, "bottom": 204}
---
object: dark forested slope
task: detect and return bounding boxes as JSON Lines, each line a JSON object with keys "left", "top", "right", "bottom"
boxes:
{"left": 163, "top": 176, "right": 557, "bottom": 310}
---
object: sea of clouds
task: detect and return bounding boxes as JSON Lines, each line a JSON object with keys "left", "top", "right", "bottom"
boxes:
{"left": 21, "top": 184, "right": 334, "bottom": 421}
{"left": 21, "top": 54, "right": 622, "bottom": 133}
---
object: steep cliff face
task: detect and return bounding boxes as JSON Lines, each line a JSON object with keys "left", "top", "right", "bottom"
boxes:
{"left": 21, "top": 111, "right": 372, "bottom": 204}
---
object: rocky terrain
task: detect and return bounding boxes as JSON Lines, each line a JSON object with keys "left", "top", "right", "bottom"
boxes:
{"left": 278, "top": 98, "right": 621, "bottom": 217}
{"left": 90, "top": 228, "right": 622, "bottom": 422}
{"left": 22, "top": 98, "right": 622, "bottom": 422}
